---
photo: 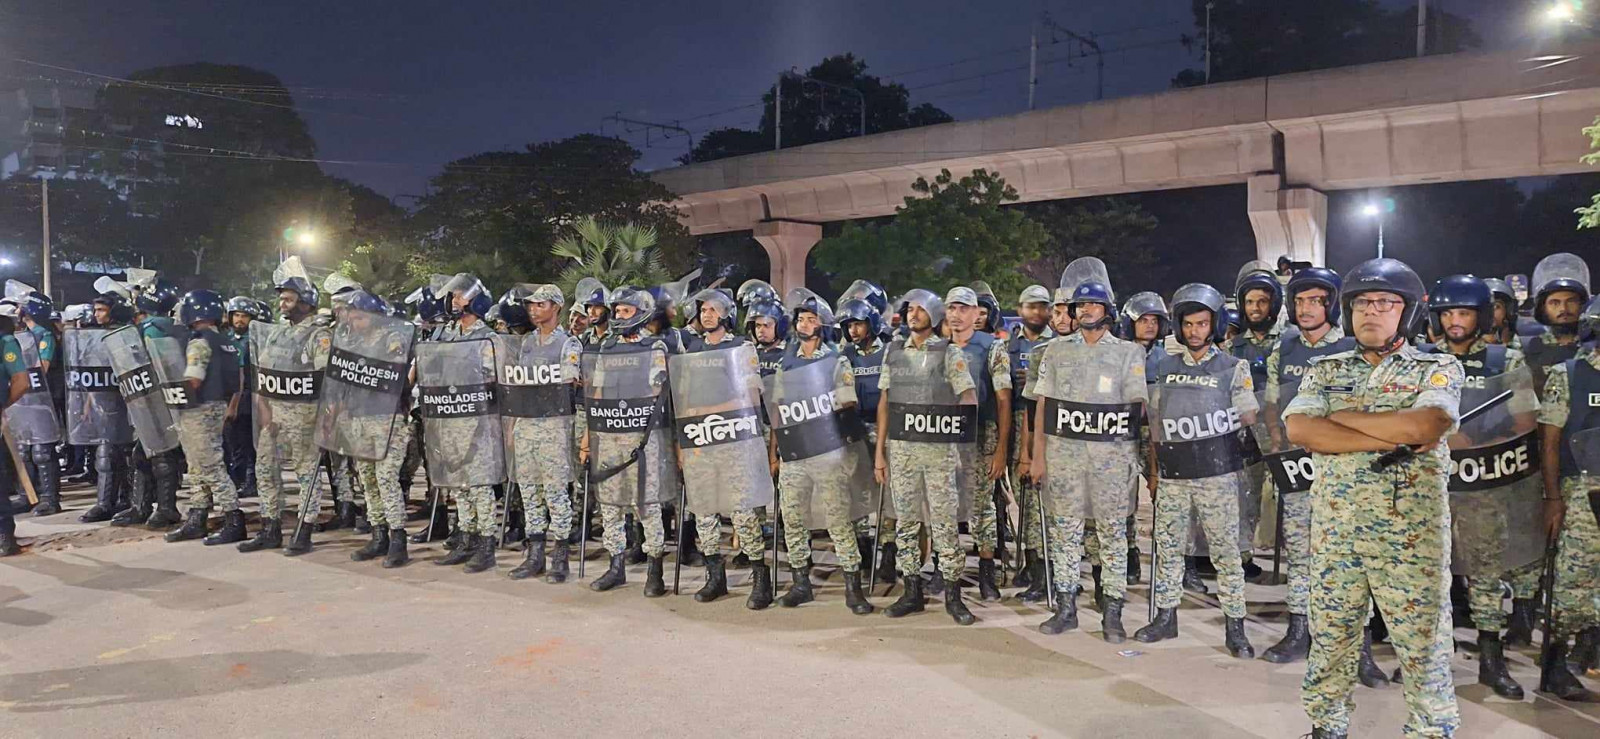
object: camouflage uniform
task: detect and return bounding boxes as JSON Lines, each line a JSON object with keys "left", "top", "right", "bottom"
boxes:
{"left": 1029, "top": 332, "right": 1146, "bottom": 601}
{"left": 593, "top": 333, "right": 668, "bottom": 558}
{"left": 1537, "top": 348, "right": 1600, "bottom": 641}
{"left": 1233, "top": 324, "right": 1281, "bottom": 553}
{"left": 510, "top": 327, "right": 582, "bottom": 540}
{"left": 1286, "top": 344, "right": 1463, "bottom": 737}
{"left": 1150, "top": 346, "right": 1257, "bottom": 618}
{"left": 256, "top": 318, "right": 332, "bottom": 520}
{"left": 777, "top": 343, "right": 862, "bottom": 570}
{"left": 881, "top": 336, "right": 975, "bottom": 582}
{"left": 1009, "top": 327, "right": 1054, "bottom": 554}
{"left": 179, "top": 335, "right": 238, "bottom": 512}
{"left": 684, "top": 332, "right": 765, "bottom": 561}
{"left": 358, "top": 419, "right": 412, "bottom": 529}
{"left": 1267, "top": 325, "right": 1347, "bottom": 618}
{"left": 437, "top": 321, "right": 500, "bottom": 537}
{"left": 953, "top": 334, "right": 1011, "bottom": 555}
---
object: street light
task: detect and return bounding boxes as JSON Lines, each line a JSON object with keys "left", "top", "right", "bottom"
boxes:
{"left": 296, "top": 230, "right": 317, "bottom": 247}
{"left": 0, "top": 256, "right": 13, "bottom": 267}
{"left": 1546, "top": 2, "right": 1578, "bottom": 24}
{"left": 1361, "top": 200, "right": 1392, "bottom": 259}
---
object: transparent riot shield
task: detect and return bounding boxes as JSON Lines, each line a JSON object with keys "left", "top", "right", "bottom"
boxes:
{"left": 1035, "top": 339, "right": 1144, "bottom": 521}
{"left": 584, "top": 341, "right": 675, "bottom": 507}
{"left": 62, "top": 327, "right": 134, "bottom": 445}
{"left": 143, "top": 323, "right": 192, "bottom": 411}
{"left": 3, "top": 330, "right": 61, "bottom": 444}
{"left": 670, "top": 344, "right": 773, "bottom": 516}
{"left": 883, "top": 340, "right": 977, "bottom": 524}
{"left": 763, "top": 355, "right": 876, "bottom": 528}
{"left": 316, "top": 311, "right": 414, "bottom": 461}
{"left": 496, "top": 332, "right": 577, "bottom": 488}
{"left": 416, "top": 338, "right": 506, "bottom": 487}
{"left": 251, "top": 321, "right": 326, "bottom": 461}
{"left": 1148, "top": 381, "right": 1255, "bottom": 557}
{"left": 102, "top": 325, "right": 182, "bottom": 454}
{"left": 1447, "top": 367, "right": 1544, "bottom": 577}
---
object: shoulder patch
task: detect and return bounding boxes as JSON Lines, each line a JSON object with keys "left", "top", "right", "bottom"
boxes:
{"left": 1428, "top": 371, "right": 1451, "bottom": 388}
{"left": 3, "top": 352, "right": 14, "bottom": 363}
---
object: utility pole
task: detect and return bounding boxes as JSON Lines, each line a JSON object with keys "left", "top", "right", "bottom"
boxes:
{"left": 1417, "top": 0, "right": 1428, "bottom": 57}
{"left": 1028, "top": 23, "right": 1038, "bottom": 110}
{"left": 1039, "top": 14, "right": 1105, "bottom": 100}
{"left": 774, "top": 72, "right": 782, "bottom": 151}
{"left": 1205, "top": 2, "right": 1215, "bottom": 83}
{"left": 40, "top": 178, "right": 51, "bottom": 298}
{"left": 601, "top": 113, "right": 695, "bottom": 159}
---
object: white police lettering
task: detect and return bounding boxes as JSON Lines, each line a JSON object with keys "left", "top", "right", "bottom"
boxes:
{"left": 69, "top": 368, "right": 117, "bottom": 390}
{"left": 1463, "top": 375, "right": 1487, "bottom": 390}
{"left": 1449, "top": 443, "right": 1531, "bottom": 484}
{"left": 257, "top": 371, "right": 316, "bottom": 397}
{"left": 503, "top": 362, "right": 561, "bottom": 386}
{"left": 1282, "top": 364, "right": 1310, "bottom": 378}
{"left": 1588, "top": 392, "right": 1600, "bottom": 407}
{"left": 683, "top": 414, "right": 759, "bottom": 446}
{"left": 424, "top": 389, "right": 493, "bottom": 416}
{"left": 903, "top": 410, "right": 966, "bottom": 436}
{"left": 850, "top": 364, "right": 881, "bottom": 377}
{"left": 1161, "top": 408, "right": 1241, "bottom": 440}
{"left": 118, "top": 369, "right": 153, "bottom": 397}
{"left": 162, "top": 385, "right": 189, "bottom": 406}
{"left": 1282, "top": 455, "right": 1317, "bottom": 487}
{"left": 1163, "top": 372, "right": 1219, "bottom": 388}
{"left": 778, "top": 391, "right": 837, "bottom": 426}
{"left": 330, "top": 352, "right": 401, "bottom": 389}
{"left": 589, "top": 401, "right": 653, "bottom": 431}
{"left": 26, "top": 369, "right": 45, "bottom": 390}
{"left": 1056, "top": 407, "right": 1131, "bottom": 437}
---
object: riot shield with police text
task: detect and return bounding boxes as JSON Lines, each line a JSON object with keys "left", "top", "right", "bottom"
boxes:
{"left": 251, "top": 321, "right": 326, "bottom": 455}
{"left": 315, "top": 311, "right": 414, "bottom": 461}
{"left": 102, "top": 326, "right": 182, "bottom": 454}
{"left": 143, "top": 323, "right": 193, "bottom": 411}
{"left": 1447, "top": 367, "right": 1544, "bottom": 577}
{"left": 883, "top": 340, "right": 975, "bottom": 524}
{"left": 671, "top": 344, "right": 774, "bottom": 515}
{"left": 764, "top": 354, "right": 876, "bottom": 528}
{"left": 1148, "top": 381, "right": 1254, "bottom": 556}
{"left": 417, "top": 338, "right": 506, "bottom": 487}
{"left": 1035, "top": 339, "right": 1144, "bottom": 520}
{"left": 63, "top": 328, "right": 133, "bottom": 445}
{"left": 496, "top": 332, "right": 577, "bottom": 487}
{"left": 2, "top": 330, "right": 61, "bottom": 444}
{"left": 584, "top": 341, "right": 675, "bottom": 507}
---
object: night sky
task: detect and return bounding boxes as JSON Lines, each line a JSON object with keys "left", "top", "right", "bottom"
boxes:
{"left": 2, "top": 0, "right": 1532, "bottom": 201}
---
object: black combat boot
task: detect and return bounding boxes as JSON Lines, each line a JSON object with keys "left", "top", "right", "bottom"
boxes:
{"left": 1182, "top": 557, "right": 1209, "bottom": 594}
{"left": 1135, "top": 608, "right": 1179, "bottom": 643}
{"left": 975, "top": 557, "right": 1001, "bottom": 602}
{"left": 678, "top": 520, "right": 702, "bottom": 567}
{"left": 410, "top": 494, "right": 450, "bottom": 543}
{"left": 779, "top": 564, "right": 815, "bottom": 608}
{"left": 442, "top": 526, "right": 465, "bottom": 551}
{"left": 1225, "top": 617, "right": 1255, "bottom": 659}
{"left": 885, "top": 575, "right": 925, "bottom": 618}
{"left": 694, "top": 554, "right": 727, "bottom": 602}
{"left": 944, "top": 582, "right": 976, "bottom": 626}
{"left": 1503, "top": 598, "right": 1536, "bottom": 647}
{"left": 238, "top": 519, "right": 282, "bottom": 552}
{"left": 1018, "top": 555, "right": 1050, "bottom": 602}
{"left": 353, "top": 508, "right": 372, "bottom": 535}
{"left": 1091, "top": 565, "right": 1104, "bottom": 610}
{"left": 1039, "top": 587, "right": 1079, "bottom": 634}
{"left": 1013, "top": 549, "right": 1035, "bottom": 587}
{"left": 145, "top": 455, "right": 182, "bottom": 529}
{"left": 876, "top": 542, "right": 898, "bottom": 584}
{"left": 545, "top": 538, "right": 570, "bottom": 583}
{"left": 1126, "top": 545, "right": 1141, "bottom": 585}
{"left": 0, "top": 526, "right": 19, "bottom": 557}
{"left": 509, "top": 534, "right": 547, "bottom": 580}
{"left": 1102, "top": 597, "right": 1126, "bottom": 643}
{"left": 163, "top": 508, "right": 210, "bottom": 543}
{"left": 926, "top": 554, "right": 946, "bottom": 596}
{"left": 382, "top": 529, "right": 409, "bottom": 568}
{"left": 283, "top": 522, "right": 315, "bottom": 556}
{"left": 352, "top": 526, "right": 390, "bottom": 562}
{"left": 79, "top": 467, "right": 118, "bottom": 522}
{"left": 1262, "top": 614, "right": 1311, "bottom": 663}
{"left": 746, "top": 563, "right": 774, "bottom": 610}
{"left": 436, "top": 534, "right": 478, "bottom": 566}
{"left": 1476, "top": 631, "right": 1523, "bottom": 699}
{"left": 1573, "top": 626, "right": 1600, "bottom": 673}
{"left": 843, "top": 571, "right": 874, "bottom": 615}
{"left": 317, "top": 501, "right": 353, "bottom": 532}
{"left": 625, "top": 520, "right": 647, "bottom": 565}
{"left": 109, "top": 468, "right": 150, "bottom": 527}
{"left": 642, "top": 555, "right": 666, "bottom": 597}
{"left": 464, "top": 536, "right": 498, "bottom": 573}
{"left": 1542, "top": 641, "right": 1599, "bottom": 702}
{"left": 203, "top": 510, "right": 247, "bottom": 546}
{"left": 30, "top": 446, "right": 61, "bottom": 516}
{"left": 1310, "top": 728, "right": 1348, "bottom": 739}
{"left": 1358, "top": 628, "right": 1389, "bottom": 688}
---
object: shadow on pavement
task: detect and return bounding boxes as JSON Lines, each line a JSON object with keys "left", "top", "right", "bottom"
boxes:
{"left": 0, "top": 585, "right": 52, "bottom": 628}
{"left": 1, "top": 553, "right": 250, "bottom": 611}
{"left": 0, "top": 650, "right": 425, "bottom": 712}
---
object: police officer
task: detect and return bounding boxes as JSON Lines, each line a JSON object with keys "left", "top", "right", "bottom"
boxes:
{"left": 1, "top": 321, "right": 25, "bottom": 555}
{"left": 429, "top": 274, "right": 502, "bottom": 573}
{"left": 1027, "top": 262, "right": 1140, "bottom": 642}
{"left": 1261, "top": 266, "right": 1357, "bottom": 666}
{"left": 1523, "top": 253, "right": 1590, "bottom": 395}
{"left": 944, "top": 286, "right": 1012, "bottom": 601}
{"left": 875, "top": 289, "right": 979, "bottom": 625}
{"left": 503, "top": 285, "right": 582, "bottom": 583}
{"left": 1534, "top": 294, "right": 1600, "bottom": 702}
{"left": 1049, "top": 287, "right": 1076, "bottom": 336}
{"left": 1134, "top": 283, "right": 1256, "bottom": 659}
{"left": 1482, "top": 277, "right": 1520, "bottom": 350}
{"left": 1425, "top": 274, "right": 1536, "bottom": 698}
{"left": 223, "top": 297, "right": 265, "bottom": 499}
{"left": 1234, "top": 263, "right": 1284, "bottom": 395}
{"left": 1009, "top": 285, "right": 1055, "bottom": 599}
{"left": 1122, "top": 292, "right": 1170, "bottom": 357}
{"left": 132, "top": 279, "right": 186, "bottom": 531}
{"left": 164, "top": 290, "right": 245, "bottom": 545}
{"left": 745, "top": 300, "right": 788, "bottom": 380}
{"left": 6, "top": 286, "right": 63, "bottom": 517}
{"left": 583, "top": 286, "right": 672, "bottom": 596}
{"left": 1285, "top": 258, "right": 1463, "bottom": 738}
{"left": 838, "top": 297, "right": 890, "bottom": 582}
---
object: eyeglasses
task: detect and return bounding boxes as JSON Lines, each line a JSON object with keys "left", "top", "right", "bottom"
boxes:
{"left": 1351, "top": 297, "right": 1405, "bottom": 313}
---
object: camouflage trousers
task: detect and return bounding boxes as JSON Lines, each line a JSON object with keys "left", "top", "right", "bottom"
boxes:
{"left": 1008, "top": 410, "right": 1041, "bottom": 551}
{"left": 1153, "top": 476, "right": 1246, "bottom": 617}
{"left": 888, "top": 441, "right": 964, "bottom": 582}
{"left": 178, "top": 402, "right": 237, "bottom": 513}
{"left": 357, "top": 421, "right": 411, "bottom": 530}
{"left": 301, "top": 453, "right": 358, "bottom": 521}
{"left": 1085, "top": 514, "right": 1136, "bottom": 567}
{"left": 510, "top": 416, "right": 574, "bottom": 489}
{"left": 1467, "top": 561, "right": 1542, "bottom": 632}
{"left": 519, "top": 483, "right": 574, "bottom": 540}
{"left": 1552, "top": 477, "right": 1600, "bottom": 640}
{"left": 1283, "top": 491, "right": 1313, "bottom": 616}
{"left": 700, "top": 509, "right": 764, "bottom": 561}
{"left": 254, "top": 400, "right": 319, "bottom": 519}
{"left": 1048, "top": 515, "right": 1128, "bottom": 599}
{"left": 1302, "top": 547, "right": 1459, "bottom": 737}
{"left": 780, "top": 452, "right": 859, "bottom": 571}
{"left": 601, "top": 502, "right": 664, "bottom": 558}
{"left": 968, "top": 420, "right": 1000, "bottom": 555}
{"left": 446, "top": 486, "right": 497, "bottom": 536}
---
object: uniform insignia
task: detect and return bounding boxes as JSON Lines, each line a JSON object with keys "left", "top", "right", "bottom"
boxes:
{"left": 1427, "top": 372, "right": 1450, "bottom": 388}
{"left": 1324, "top": 385, "right": 1354, "bottom": 394}
{"left": 3, "top": 352, "right": 13, "bottom": 363}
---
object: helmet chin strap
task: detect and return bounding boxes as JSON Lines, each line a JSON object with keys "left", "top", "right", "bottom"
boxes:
{"left": 1356, "top": 332, "right": 1406, "bottom": 354}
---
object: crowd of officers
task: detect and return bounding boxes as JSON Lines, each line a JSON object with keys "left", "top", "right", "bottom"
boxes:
{"left": 1, "top": 248, "right": 1597, "bottom": 739}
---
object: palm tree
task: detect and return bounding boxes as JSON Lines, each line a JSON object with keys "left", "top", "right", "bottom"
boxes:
{"left": 550, "top": 216, "right": 669, "bottom": 299}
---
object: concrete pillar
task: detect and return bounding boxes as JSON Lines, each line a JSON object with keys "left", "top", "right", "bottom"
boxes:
{"left": 752, "top": 220, "right": 822, "bottom": 296}
{"left": 1246, "top": 174, "right": 1327, "bottom": 266}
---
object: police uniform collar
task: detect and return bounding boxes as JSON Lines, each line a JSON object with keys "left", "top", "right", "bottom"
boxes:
{"left": 1179, "top": 344, "right": 1219, "bottom": 366}
{"left": 1440, "top": 337, "right": 1489, "bottom": 357}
